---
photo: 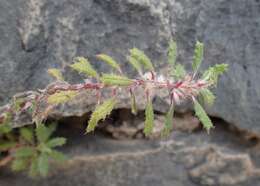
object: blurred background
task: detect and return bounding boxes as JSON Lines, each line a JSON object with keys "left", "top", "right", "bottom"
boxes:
{"left": 0, "top": 0, "right": 260, "bottom": 185}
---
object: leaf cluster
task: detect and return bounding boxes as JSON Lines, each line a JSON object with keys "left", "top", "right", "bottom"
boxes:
{"left": 0, "top": 39, "right": 229, "bottom": 178}
{"left": 0, "top": 113, "right": 16, "bottom": 153}
{"left": 45, "top": 40, "right": 228, "bottom": 137}
{"left": 47, "top": 49, "right": 157, "bottom": 134}
{"left": 11, "top": 124, "right": 66, "bottom": 177}
{"left": 166, "top": 40, "right": 227, "bottom": 133}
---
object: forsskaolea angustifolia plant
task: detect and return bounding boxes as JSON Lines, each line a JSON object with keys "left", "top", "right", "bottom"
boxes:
{"left": 46, "top": 40, "right": 228, "bottom": 135}
{"left": 0, "top": 40, "right": 228, "bottom": 177}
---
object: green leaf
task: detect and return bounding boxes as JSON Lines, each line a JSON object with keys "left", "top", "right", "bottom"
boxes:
{"left": 203, "top": 63, "right": 229, "bottom": 85}
{"left": 50, "top": 150, "right": 67, "bottom": 162}
{"left": 70, "top": 57, "right": 99, "bottom": 79}
{"left": 35, "top": 123, "right": 57, "bottom": 145}
{"left": 97, "top": 54, "right": 121, "bottom": 73}
{"left": 12, "top": 98, "right": 24, "bottom": 112}
{"left": 47, "top": 123, "right": 57, "bottom": 137}
{"left": 130, "top": 93, "right": 138, "bottom": 115}
{"left": 194, "top": 99, "right": 214, "bottom": 133}
{"left": 46, "top": 137, "right": 66, "bottom": 148}
{"left": 11, "top": 158, "right": 28, "bottom": 171}
{"left": 0, "top": 141, "right": 17, "bottom": 151}
{"left": 86, "top": 98, "right": 117, "bottom": 133}
{"left": 29, "top": 157, "right": 38, "bottom": 177}
{"left": 192, "top": 41, "right": 204, "bottom": 72}
{"left": 48, "top": 68, "right": 64, "bottom": 81}
{"left": 38, "top": 143, "right": 52, "bottom": 154}
{"left": 144, "top": 100, "right": 154, "bottom": 136}
{"left": 20, "top": 128, "right": 34, "bottom": 144}
{"left": 168, "top": 40, "right": 177, "bottom": 67}
{"left": 161, "top": 104, "right": 174, "bottom": 137}
{"left": 100, "top": 74, "right": 133, "bottom": 86}
{"left": 127, "top": 55, "right": 142, "bottom": 74}
{"left": 38, "top": 153, "right": 49, "bottom": 177}
{"left": 171, "top": 63, "right": 186, "bottom": 80}
{"left": 130, "top": 48, "right": 154, "bottom": 71}
{"left": 14, "top": 147, "right": 35, "bottom": 158}
{"left": 199, "top": 89, "right": 215, "bottom": 106}
{"left": 47, "top": 90, "right": 78, "bottom": 105}
{"left": 0, "top": 112, "right": 12, "bottom": 125}
{"left": 0, "top": 123, "right": 12, "bottom": 134}
{"left": 36, "top": 124, "right": 51, "bottom": 143}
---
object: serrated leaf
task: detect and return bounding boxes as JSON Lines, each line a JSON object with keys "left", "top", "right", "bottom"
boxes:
{"left": 97, "top": 54, "right": 121, "bottom": 73}
{"left": 199, "top": 89, "right": 215, "bottom": 106}
{"left": 127, "top": 55, "right": 142, "bottom": 74}
{"left": 144, "top": 100, "right": 154, "bottom": 136}
{"left": 38, "top": 153, "right": 49, "bottom": 177}
{"left": 14, "top": 147, "right": 35, "bottom": 158}
{"left": 171, "top": 63, "right": 186, "bottom": 80}
{"left": 20, "top": 128, "right": 34, "bottom": 144}
{"left": 86, "top": 98, "right": 117, "bottom": 133}
{"left": 50, "top": 150, "right": 67, "bottom": 162}
{"left": 70, "top": 57, "right": 99, "bottom": 78}
{"left": 48, "top": 68, "right": 64, "bottom": 81}
{"left": 130, "top": 94, "right": 138, "bottom": 115}
{"left": 203, "top": 63, "right": 229, "bottom": 85}
{"left": 11, "top": 158, "right": 28, "bottom": 171}
{"left": 161, "top": 104, "right": 174, "bottom": 137}
{"left": 130, "top": 48, "right": 154, "bottom": 71}
{"left": 168, "top": 40, "right": 177, "bottom": 67}
{"left": 192, "top": 41, "right": 204, "bottom": 72}
{"left": 194, "top": 99, "right": 214, "bottom": 133}
{"left": 36, "top": 124, "right": 51, "bottom": 143}
{"left": 46, "top": 137, "right": 66, "bottom": 148}
{"left": 100, "top": 74, "right": 133, "bottom": 86}
{"left": 47, "top": 90, "right": 78, "bottom": 105}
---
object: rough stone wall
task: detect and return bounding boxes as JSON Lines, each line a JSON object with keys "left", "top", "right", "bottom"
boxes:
{"left": 1, "top": 1, "right": 260, "bottom": 185}
{"left": 1, "top": 121, "right": 260, "bottom": 186}
{"left": 1, "top": 0, "right": 259, "bottom": 133}
{"left": 169, "top": 0, "right": 260, "bottom": 132}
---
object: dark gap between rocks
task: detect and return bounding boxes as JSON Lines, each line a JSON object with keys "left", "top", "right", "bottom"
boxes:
{"left": 53, "top": 108, "right": 260, "bottom": 154}
{"left": 2, "top": 109, "right": 260, "bottom": 183}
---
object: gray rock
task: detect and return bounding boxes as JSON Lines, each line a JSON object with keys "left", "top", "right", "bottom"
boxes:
{"left": 2, "top": 1, "right": 260, "bottom": 185}
{"left": 0, "top": 0, "right": 170, "bottom": 103}
{"left": 169, "top": 0, "right": 260, "bottom": 133}
{"left": 1, "top": 120, "right": 260, "bottom": 186}
{"left": 0, "top": 0, "right": 260, "bottom": 132}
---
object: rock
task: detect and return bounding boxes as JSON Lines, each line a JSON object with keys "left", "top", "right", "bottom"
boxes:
{"left": 188, "top": 148, "right": 260, "bottom": 185}
{"left": 0, "top": 0, "right": 259, "bottom": 134}
{"left": 1, "top": 1, "right": 260, "bottom": 185}
{"left": 1, "top": 119, "right": 260, "bottom": 186}
{"left": 168, "top": 0, "right": 260, "bottom": 134}
{"left": 98, "top": 111, "right": 200, "bottom": 140}
{"left": 0, "top": 0, "right": 170, "bottom": 103}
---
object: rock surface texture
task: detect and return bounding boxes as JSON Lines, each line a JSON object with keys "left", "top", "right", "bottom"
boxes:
{"left": 1, "top": 0, "right": 259, "bottom": 133}
{"left": 1, "top": 0, "right": 260, "bottom": 185}
{"left": 1, "top": 120, "right": 260, "bottom": 186}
